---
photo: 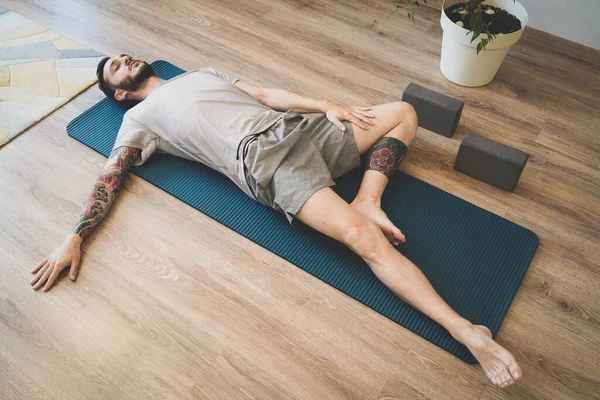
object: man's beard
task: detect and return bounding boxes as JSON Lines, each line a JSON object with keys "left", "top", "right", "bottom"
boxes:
{"left": 117, "top": 62, "right": 155, "bottom": 92}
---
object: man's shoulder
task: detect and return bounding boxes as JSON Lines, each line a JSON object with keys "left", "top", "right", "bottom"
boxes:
{"left": 123, "top": 98, "right": 153, "bottom": 120}
{"left": 120, "top": 107, "right": 150, "bottom": 131}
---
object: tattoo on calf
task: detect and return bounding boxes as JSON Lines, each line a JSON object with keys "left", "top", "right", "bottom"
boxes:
{"left": 365, "top": 137, "right": 408, "bottom": 179}
{"left": 71, "top": 147, "right": 140, "bottom": 240}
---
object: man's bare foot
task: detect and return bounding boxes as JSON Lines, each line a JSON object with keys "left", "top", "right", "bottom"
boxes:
{"left": 350, "top": 199, "right": 405, "bottom": 246}
{"left": 455, "top": 324, "right": 523, "bottom": 388}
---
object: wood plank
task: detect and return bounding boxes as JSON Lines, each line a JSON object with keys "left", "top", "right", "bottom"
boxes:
{"left": 1, "top": 0, "right": 599, "bottom": 398}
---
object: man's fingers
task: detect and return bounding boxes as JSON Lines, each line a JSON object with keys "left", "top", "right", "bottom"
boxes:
{"left": 353, "top": 107, "right": 375, "bottom": 117}
{"left": 353, "top": 110, "right": 375, "bottom": 123}
{"left": 70, "top": 257, "right": 80, "bottom": 281}
{"left": 30, "top": 263, "right": 49, "bottom": 285}
{"left": 33, "top": 266, "right": 53, "bottom": 290}
{"left": 353, "top": 111, "right": 375, "bottom": 127}
{"left": 357, "top": 110, "right": 376, "bottom": 118}
{"left": 352, "top": 116, "right": 370, "bottom": 130}
{"left": 32, "top": 257, "right": 49, "bottom": 273}
{"left": 331, "top": 117, "right": 345, "bottom": 131}
{"left": 43, "top": 269, "right": 61, "bottom": 292}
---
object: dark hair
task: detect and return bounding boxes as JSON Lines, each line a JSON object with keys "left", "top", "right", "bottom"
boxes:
{"left": 96, "top": 56, "right": 116, "bottom": 99}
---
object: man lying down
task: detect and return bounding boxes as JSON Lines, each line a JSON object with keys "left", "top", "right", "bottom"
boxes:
{"left": 31, "top": 54, "right": 522, "bottom": 388}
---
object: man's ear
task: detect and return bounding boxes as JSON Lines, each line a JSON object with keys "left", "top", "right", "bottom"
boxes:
{"left": 114, "top": 89, "right": 128, "bottom": 102}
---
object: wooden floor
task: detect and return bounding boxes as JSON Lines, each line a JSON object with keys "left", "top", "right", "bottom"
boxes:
{"left": 1, "top": 0, "right": 599, "bottom": 398}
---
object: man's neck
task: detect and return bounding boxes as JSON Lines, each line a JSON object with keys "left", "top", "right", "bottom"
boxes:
{"left": 135, "top": 76, "right": 166, "bottom": 101}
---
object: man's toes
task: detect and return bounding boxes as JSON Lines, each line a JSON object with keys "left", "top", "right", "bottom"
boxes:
{"left": 383, "top": 231, "right": 394, "bottom": 242}
{"left": 384, "top": 234, "right": 398, "bottom": 246}
{"left": 491, "top": 375, "right": 498, "bottom": 386}
{"left": 497, "top": 374, "right": 505, "bottom": 387}
{"left": 500, "top": 370, "right": 513, "bottom": 387}
{"left": 491, "top": 373, "right": 500, "bottom": 387}
{"left": 497, "top": 375, "right": 504, "bottom": 388}
{"left": 380, "top": 227, "right": 398, "bottom": 245}
{"left": 393, "top": 227, "right": 405, "bottom": 241}
{"left": 508, "top": 376, "right": 516, "bottom": 386}
{"left": 509, "top": 362, "right": 522, "bottom": 381}
{"left": 496, "top": 373, "right": 507, "bottom": 388}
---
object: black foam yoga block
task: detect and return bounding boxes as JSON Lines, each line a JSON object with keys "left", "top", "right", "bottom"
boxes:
{"left": 453, "top": 132, "right": 529, "bottom": 192}
{"left": 401, "top": 83, "right": 464, "bottom": 138}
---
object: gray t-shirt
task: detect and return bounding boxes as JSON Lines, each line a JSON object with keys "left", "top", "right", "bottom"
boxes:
{"left": 111, "top": 67, "right": 284, "bottom": 199}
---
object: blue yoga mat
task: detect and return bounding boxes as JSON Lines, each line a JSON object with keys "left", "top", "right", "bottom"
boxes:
{"left": 67, "top": 60, "right": 539, "bottom": 363}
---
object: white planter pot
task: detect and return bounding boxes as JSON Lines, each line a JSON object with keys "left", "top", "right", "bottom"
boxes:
{"left": 440, "top": 0, "right": 529, "bottom": 87}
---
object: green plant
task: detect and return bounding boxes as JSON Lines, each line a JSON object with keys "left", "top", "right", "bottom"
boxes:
{"left": 394, "top": 0, "right": 427, "bottom": 23}
{"left": 394, "top": 0, "right": 515, "bottom": 54}
{"left": 451, "top": 0, "right": 500, "bottom": 54}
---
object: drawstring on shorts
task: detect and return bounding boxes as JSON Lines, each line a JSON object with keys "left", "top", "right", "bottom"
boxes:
{"left": 236, "top": 132, "right": 264, "bottom": 201}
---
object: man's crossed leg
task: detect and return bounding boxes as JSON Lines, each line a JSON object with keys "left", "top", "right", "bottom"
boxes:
{"left": 295, "top": 101, "right": 523, "bottom": 389}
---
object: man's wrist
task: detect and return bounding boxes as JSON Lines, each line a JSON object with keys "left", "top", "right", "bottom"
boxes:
{"left": 66, "top": 232, "right": 83, "bottom": 245}
{"left": 320, "top": 100, "right": 333, "bottom": 112}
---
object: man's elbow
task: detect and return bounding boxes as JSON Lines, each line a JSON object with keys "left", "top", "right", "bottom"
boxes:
{"left": 260, "top": 88, "right": 285, "bottom": 111}
{"left": 258, "top": 88, "right": 273, "bottom": 108}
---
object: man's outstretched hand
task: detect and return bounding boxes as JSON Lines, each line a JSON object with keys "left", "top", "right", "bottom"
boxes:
{"left": 31, "top": 234, "right": 83, "bottom": 292}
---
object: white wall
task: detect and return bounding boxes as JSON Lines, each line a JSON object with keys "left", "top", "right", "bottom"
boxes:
{"left": 517, "top": 0, "right": 600, "bottom": 50}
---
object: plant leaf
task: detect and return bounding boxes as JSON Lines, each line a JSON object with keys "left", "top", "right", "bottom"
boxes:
{"left": 479, "top": 38, "right": 489, "bottom": 54}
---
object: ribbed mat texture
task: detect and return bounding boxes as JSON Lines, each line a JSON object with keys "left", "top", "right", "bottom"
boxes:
{"left": 67, "top": 60, "right": 539, "bottom": 363}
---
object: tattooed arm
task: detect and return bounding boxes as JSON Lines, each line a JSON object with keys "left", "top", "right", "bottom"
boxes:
{"left": 71, "top": 146, "right": 141, "bottom": 241}
{"left": 30, "top": 146, "right": 141, "bottom": 292}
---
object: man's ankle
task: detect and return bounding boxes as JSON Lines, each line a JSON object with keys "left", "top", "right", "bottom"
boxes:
{"left": 351, "top": 195, "right": 381, "bottom": 207}
{"left": 449, "top": 320, "right": 475, "bottom": 342}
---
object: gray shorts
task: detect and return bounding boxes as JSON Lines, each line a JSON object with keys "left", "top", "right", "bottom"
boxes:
{"left": 243, "top": 110, "right": 361, "bottom": 227}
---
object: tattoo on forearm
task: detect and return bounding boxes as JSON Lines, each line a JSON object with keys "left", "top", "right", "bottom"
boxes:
{"left": 365, "top": 137, "right": 408, "bottom": 179}
{"left": 71, "top": 147, "right": 140, "bottom": 240}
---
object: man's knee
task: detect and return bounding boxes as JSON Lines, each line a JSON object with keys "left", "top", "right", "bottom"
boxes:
{"left": 343, "top": 220, "right": 386, "bottom": 262}
{"left": 394, "top": 101, "right": 418, "bottom": 139}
